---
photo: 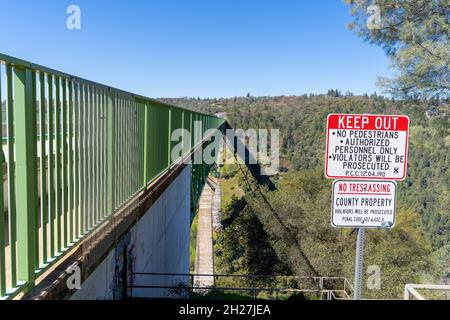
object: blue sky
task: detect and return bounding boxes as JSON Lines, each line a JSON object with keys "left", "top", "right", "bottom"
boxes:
{"left": 0, "top": 0, "right": 392, "bottom": 98}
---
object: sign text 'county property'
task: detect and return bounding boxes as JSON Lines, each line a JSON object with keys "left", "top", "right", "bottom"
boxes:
{"left": 331, "top": 180, "right": 397, "bottom": 228}
{"left": 325, "top": 114, "right": 410, "bottom": 180}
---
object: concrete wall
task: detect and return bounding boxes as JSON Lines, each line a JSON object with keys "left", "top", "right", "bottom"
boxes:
{"left": 70, "top": 166, "right": 191, "bottom": 300}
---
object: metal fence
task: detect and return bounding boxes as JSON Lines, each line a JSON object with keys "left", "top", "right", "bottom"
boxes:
{"left": 404, "top": 284, "right": 450, "bottom": 300}
{"left": 0, "top": 53, "right": 225, "bottom": 299}
{"left": 128, "top": 272, "right": 353, "bottom": 300}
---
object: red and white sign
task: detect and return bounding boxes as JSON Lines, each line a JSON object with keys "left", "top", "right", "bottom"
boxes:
{"left": 325, "top": 114, "right": 409, "bottom": 180}
{"left": 331, "top": 180, "right": 397, "bottom": 228}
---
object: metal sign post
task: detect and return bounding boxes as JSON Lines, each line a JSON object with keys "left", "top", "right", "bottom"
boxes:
{"left": 324, "top": 114, "right": 410, "bottom": 301}
{"left": 353, "top": 228, "right": 365, "bottom": 300}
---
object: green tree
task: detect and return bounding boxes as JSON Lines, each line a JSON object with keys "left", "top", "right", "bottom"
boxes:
{"left": 346, "top": 0, "right": 449, "bottom": 100}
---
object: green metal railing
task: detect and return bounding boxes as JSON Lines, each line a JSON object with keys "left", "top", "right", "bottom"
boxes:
{"left": 0, "top": 53, "right": 225, "bottom": 299}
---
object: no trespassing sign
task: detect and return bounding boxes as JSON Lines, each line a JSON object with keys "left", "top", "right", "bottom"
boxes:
{"left": 331, "top": 180, "right": 397, "bottom": 229}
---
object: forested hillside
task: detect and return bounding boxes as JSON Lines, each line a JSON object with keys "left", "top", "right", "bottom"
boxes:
{"left": 162, "top": 94, "right": 450, "bottom": 298}
{"left": 216, "top": 164, "right": 440, "bottom": 299}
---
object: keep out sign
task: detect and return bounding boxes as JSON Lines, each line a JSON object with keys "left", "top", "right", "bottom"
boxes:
{"left": 325, "top": 114, "right": 410, "bottom": 180}
{"left": 331, "top": 180, "right": 397, "bottom": 228}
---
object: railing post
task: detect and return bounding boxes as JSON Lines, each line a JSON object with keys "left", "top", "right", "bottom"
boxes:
{"left": 404, "top": 285, "right": 410, "bottom": 300}
{"left": 14, "top": 66, "right": 38, "bottom": 289}
{"left": 143, "top": 102, "right": 149, "bottom": 185}
{"left": 0, "top": 64, "right": 5, "bottom": 297}
{"left": 167, "top": 107, "right": 172, "bottom": 168}
{"left": 106, "top": 89, "right": 115, "bottom": 216}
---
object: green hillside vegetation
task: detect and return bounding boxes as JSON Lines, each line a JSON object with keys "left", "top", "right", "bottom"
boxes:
{"left": 162, "top": 94, "right": 450, "bottom": 298}
{"left": 217, "top": 165, "right": 436, "bottom": 299}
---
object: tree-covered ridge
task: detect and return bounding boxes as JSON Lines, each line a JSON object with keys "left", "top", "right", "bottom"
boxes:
{"left": 216, "top": 164, "right": 443, "bottom": 299}
{"left": 162, "top": 95, "right": 449, "bottom": 252}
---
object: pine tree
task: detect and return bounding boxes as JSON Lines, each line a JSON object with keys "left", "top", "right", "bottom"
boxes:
{"left": 346, "top": 0, "right": 449, "bottom": 100}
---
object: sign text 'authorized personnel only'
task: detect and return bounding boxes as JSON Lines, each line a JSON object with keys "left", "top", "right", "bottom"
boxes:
{"left": 331, "top": 180, "right": 397, "bottom": 228}
{"left": 325, "top": 114, "right": 409, "bottom": 180}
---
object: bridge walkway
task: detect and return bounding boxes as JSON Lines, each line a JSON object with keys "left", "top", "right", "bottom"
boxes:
{"left": 193, "top": 177, "right": 218, "bottom": 289}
